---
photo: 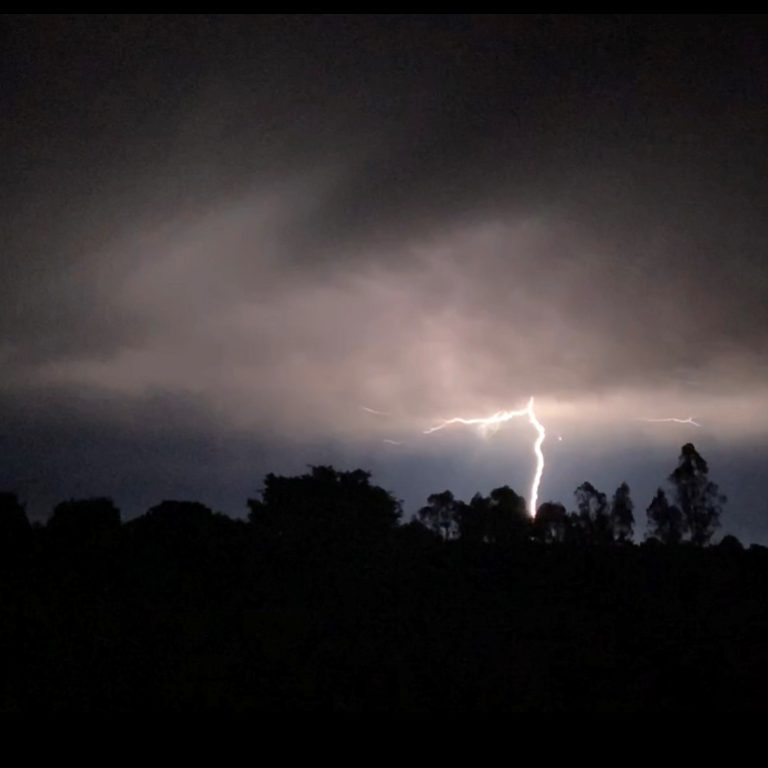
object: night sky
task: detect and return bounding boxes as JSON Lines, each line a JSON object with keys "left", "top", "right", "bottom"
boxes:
{"left": 3, "top": 15, "right": 768, "bottom": 541}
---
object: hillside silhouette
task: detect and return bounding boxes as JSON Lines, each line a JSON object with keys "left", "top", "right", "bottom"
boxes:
{"left": 1, "top": 444, "right": 767, "bottom": 712}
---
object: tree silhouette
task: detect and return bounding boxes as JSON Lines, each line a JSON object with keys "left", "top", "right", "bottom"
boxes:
{"left": 574, "top": 482, "right": 612, "bottom": 544}
{"left": 135, "top": 500, "right": 234, "bottom": 542}
{"left": 646, "top": 488, "right": 684, "bottom": 545}
{"left": 487, "top": 485, "right": 529, "bottom": 545}
{"left": 455, "top": 486, "right": 529, "bottom": 545}
{"left": 719, "top": 534, "right": 744, "bottom": 552}
{"left": 668, "top": 443, "right": 726, "bottom": 546}
{"left": 248, "top": 466, "right": 401, "bottom": 546}
{"left": 0, "top": 491, "right": 30, "bottom": 538}
{"left": 47, "top": 497, "right": 121, "bottom": 543}
{"left": 456, "top": 492, "right": 488, "bottom": 544}
{"left": 533, "top": 501, "right": 567, "bottom": 543}
{"left": 418, "top": 490, "right": 460, "bottom": 540}
{"left": 610, "top": 482, "right": 634, "bottom": 543}
{"left": 0, "top": 491, "right": 32, "bottom": 565}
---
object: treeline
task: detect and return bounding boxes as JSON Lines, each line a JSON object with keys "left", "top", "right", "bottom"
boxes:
{"left": 0, "top": 442, "right": 737, "bottom": 551}
{"left": 0, "top": 442, "right": 766, "bottom": 712}
{"left": 419, "top": 443, "right": 730, "bottom": 548}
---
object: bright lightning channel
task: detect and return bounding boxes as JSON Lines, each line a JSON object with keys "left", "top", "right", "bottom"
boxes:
{"left": 424, "top": 397, "right": 546, "bottom": 517}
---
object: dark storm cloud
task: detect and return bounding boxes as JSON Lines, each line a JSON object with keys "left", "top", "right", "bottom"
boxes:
{"left": 2, "top": 15, "right": 768, "bottom": 529}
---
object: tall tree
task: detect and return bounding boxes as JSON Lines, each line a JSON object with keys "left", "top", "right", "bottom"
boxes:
{"left": 646, "top": 488, "right": 684, "bottom": 545}
{"left": 574, "top": 482, "right": 612, "bottom": 544}
{"left": 610, "top": 482, "right": 635, "bottom": 543}
{"left": 668, "top": 443, "right": 726, "bottom": 546}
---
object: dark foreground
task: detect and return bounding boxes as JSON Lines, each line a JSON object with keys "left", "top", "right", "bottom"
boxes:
{"left": 2, "top": 512, "right": 767, "bottom": 712}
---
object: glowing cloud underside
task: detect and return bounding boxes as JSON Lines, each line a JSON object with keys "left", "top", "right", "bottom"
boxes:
{"left": 424, "top": 397, "right": 546, "bottom": 517}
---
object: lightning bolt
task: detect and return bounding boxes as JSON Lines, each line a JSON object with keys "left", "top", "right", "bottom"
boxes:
{"left": 639, "top": 416, "right": 702, "bottom": 427}
{"left": 424, "top": 396, "right": 546, "bottom": 517}
{"left": 360, "top": 406, "right": 389, "bottom": 416}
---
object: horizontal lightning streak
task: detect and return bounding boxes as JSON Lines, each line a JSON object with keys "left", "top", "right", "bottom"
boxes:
{"left": 360, "top": 406, "right": 389, "bottom": 416}
{"left": 639, "top": 416, "right": 702, "bottom": 427}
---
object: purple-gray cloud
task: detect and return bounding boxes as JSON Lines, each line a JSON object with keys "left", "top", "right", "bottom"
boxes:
{"left": 3, "top": 15, "right": 768, "bottom": 536}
